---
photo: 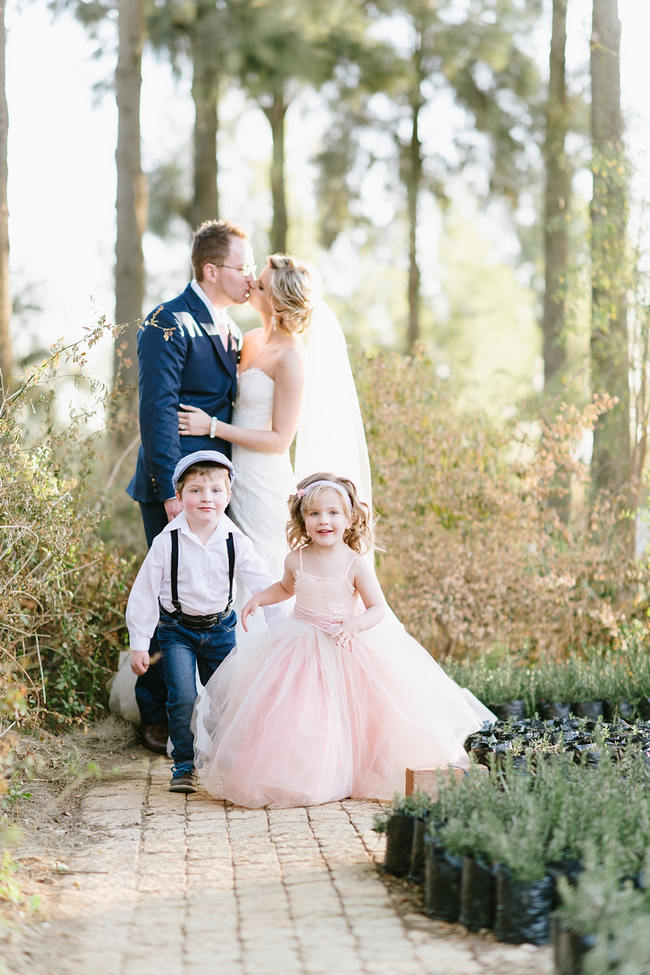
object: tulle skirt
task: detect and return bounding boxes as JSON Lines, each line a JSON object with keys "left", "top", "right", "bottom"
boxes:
{"left": 192, "top": 615, "right": 493, "bottom": 808}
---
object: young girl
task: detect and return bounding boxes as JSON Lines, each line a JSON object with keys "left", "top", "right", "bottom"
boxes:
{"left": 193, "top": 473, "right": 492, "bottom": 808}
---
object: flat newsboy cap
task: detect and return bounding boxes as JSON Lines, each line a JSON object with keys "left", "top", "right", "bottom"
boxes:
{"left": 172, "top": 450, "right": 236, "bottom": 491}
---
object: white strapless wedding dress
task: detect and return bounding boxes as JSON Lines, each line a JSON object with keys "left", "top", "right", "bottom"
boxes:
{"left": 229, "top": 368, "right": 296, "bottom": 579}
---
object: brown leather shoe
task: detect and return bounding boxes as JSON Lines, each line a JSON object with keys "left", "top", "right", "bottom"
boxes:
{"left": 136, "top": 722, "right": 169, "bottom": 755}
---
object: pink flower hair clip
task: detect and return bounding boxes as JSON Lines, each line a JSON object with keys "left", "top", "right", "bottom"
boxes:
{"left": 296, "top": 489, "right": 305, "bottom": 498}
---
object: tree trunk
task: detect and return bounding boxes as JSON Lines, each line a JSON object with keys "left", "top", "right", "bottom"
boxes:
{"left": 542, "top": 0, "right": 570, "bottom": 390}
{"left": 590, "top": 0, "right": 630, "bottom": 499}
{"left": 0, "top": 0, "right": 11, "bottom": 393}
{"left": 404, "top": 21, "right": 425, "bottom": 354}
{"left": 114, "top": 0, "right": 146, "bottom": 443}
{"left": 189, "top": 0, "right": 219, "bottom": 229}
{"left": 406, "top": 95, "right": 422, "bottom": 353}
{"left": 264, "top": 90, "right": 288, "bottom": 253}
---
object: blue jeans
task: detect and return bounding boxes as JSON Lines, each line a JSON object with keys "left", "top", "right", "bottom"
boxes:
{"left": 157, "top": 607, "right": 237, "bottom": 768}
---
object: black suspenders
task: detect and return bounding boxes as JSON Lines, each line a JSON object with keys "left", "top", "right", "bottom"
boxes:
{"left": 169, "top": 529, "right": 235, "bottom": 620}
{"left": 170, "top": 529, "right": 181, "bottom": 613}
{"left": 225, "top": 533, "right": 234, "bottom": 611}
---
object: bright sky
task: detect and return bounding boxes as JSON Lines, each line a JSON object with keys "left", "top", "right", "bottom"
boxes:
{"left": 5, "top": 0, "right": 650, "bottom": 369}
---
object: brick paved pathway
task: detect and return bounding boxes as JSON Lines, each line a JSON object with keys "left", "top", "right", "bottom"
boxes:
{"left": 17, "top": 756, "right": 552, "bottom": 975}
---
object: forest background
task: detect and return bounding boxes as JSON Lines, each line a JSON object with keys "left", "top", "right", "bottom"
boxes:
{"left": 2, "top": 0, "right": 650, "bottom": 730}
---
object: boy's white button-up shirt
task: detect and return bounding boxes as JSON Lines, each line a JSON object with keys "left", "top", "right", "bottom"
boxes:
{"left": 126, "top": 512, "right": 286, "bottom": 651}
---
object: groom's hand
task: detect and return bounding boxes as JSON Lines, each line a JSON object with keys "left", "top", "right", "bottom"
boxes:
{"left": 164, "top": 497, "right": 183, "bottom": 521}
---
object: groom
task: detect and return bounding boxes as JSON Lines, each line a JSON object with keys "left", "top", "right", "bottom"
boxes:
{"left": 127, "top": 219, "right": 256, "bottom": 753}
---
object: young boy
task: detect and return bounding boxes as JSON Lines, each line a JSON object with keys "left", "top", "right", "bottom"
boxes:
{"left": 126, "top": 450, "right": 283, "bottom": 794}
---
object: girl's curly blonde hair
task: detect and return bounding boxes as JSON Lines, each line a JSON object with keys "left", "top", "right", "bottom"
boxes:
{"left": 286, "top": 472, "right": 373, "bottom": 554}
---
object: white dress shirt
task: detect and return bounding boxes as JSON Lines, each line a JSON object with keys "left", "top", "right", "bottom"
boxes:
{"left": 126, "top": 512, "right": 286, "bottom": 651}
{"left": 190, "top": 280, "right": 232, "bottom": 348}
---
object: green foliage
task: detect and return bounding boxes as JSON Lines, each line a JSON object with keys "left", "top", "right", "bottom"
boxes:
{"left": 0, "top": 324, "right": 138, "bottom": 729}
{"left": 317, "top": 0, "right": 543, "bottom": 241}
{"left": 427, "top": 742, "right": 650, "bottom": 889}
{"left": 356, "top": 345, "right": 650, "bottom": 659}
{"left": 557, "top": 847, "right": 650, "bottom": 975}
{"left": 445, "top": 635, "right": 650, "bottom": 710}
{"left": 0, "top": 850, "right": 21, "bottom": 905}
{"left": 372, "top": 787, "right": 433, "bottom": 832}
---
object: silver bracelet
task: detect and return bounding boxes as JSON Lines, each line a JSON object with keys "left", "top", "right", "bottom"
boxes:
{"left": 209, "top": 416, "right": 218, "bottom": 438}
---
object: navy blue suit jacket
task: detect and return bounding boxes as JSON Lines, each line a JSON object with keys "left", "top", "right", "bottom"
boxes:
{"left": 127, "top": 284, "right": 240, "bottom": 504}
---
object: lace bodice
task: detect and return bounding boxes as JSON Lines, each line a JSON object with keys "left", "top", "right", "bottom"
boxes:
{"left": 232, "top": 368, "right": 274, "bottom": 429}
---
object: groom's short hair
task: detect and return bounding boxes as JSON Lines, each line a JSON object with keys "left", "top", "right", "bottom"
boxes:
{"left": 191, "top": 220, "right": 248, "bottom": 281}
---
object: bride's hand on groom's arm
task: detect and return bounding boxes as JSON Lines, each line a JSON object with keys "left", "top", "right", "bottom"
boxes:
{"left": 178, "top": 403, "right": 212, "bottom": 436}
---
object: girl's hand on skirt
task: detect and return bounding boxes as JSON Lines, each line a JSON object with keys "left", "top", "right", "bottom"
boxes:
{"left": 334, "top": 628, "right": 354, "bottom": 652}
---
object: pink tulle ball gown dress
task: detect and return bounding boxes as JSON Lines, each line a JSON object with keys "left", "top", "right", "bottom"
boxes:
{"left": 192, "top": 553, "right": 493, "bottom": 808}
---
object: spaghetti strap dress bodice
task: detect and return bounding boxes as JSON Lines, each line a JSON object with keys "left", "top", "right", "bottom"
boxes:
{"left": 292, "top": 556, "right": 358, "bottom": 631}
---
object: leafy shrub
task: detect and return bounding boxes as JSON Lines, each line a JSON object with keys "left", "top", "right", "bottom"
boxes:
{"left": 422, "top": 742, "right": 650, "bottom": 887}
{"left": 556, "top": 847, "right": 650, "bottom": 975}
{"left": 0, "top": 326, "right": 138, "bottom": 728}
{"left": 445, "top": 634, "right": 650, "bottom": 711}
{"left": 355, "top": 346, "right": 649, "bottom": 659}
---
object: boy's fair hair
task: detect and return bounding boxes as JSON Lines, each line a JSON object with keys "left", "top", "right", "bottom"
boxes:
{"left": 191, "top": 220, "right": 248, "bottom": 281}
{"left": 286, "top": 472, "right": 373, "bottom": 554}
{"left": 175, "top": 461, "right": 232, "bottom": 496}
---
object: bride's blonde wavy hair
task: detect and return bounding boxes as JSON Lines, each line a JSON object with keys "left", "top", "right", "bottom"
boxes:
{"left": 268, "top": 253, "right": 313, "bottom": 335}
{"left": 286, "top": 472, "right": 373, "bottom": 554}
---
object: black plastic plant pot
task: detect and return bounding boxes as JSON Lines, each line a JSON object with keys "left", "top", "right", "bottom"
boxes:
{"left": 547, "top": 859, "right": 584, "bottom": 908}
{"left": 571, "top": 701, "right": 604, "bottom": 720}
{"left": 458, "top": 855, "right": 496, "bottom": 931}
{"left": 638, "top": 698, "right": 650, "bottom": 721}
{"left": 602, "top": 699, "right": 635, "bottom": 723}
{"left": 551, "top": 916, "right": 597, "bottom": 975}
{"left": 538, "top": 700, "right": 571, "bottom": 721}
{"left": 617, "top": 700, "right": 635, "bottom": 722}
{"left": 493, "top": 700, "right": 527, "bottom": 721}
{"left": 383, "top": 813, "right": 415, "bottom": 877}
{"left": 408, "top": 817, "right": 428, "bottom": 885}
{"left": 493, "top": 866, "right": 553, "bottom": 945}
{"left": 423, "top": 836, "right": 462, "bottom": 922}
{"left": 470, "top": 745, "right": 491, "bottom": 766}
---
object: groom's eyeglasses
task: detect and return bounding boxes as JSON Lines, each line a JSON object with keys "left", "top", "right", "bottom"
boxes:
{"left": 212, "top": 262, "right": 257, "bottom": 278}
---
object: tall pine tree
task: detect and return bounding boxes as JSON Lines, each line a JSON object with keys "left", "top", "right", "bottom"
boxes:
{"left": 590, "top": 0, "right": 630, "bottom": 499}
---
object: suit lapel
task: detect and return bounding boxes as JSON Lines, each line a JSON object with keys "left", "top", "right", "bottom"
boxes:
{"left": 183, "top": 285, "right": 238, "bottom": 377}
